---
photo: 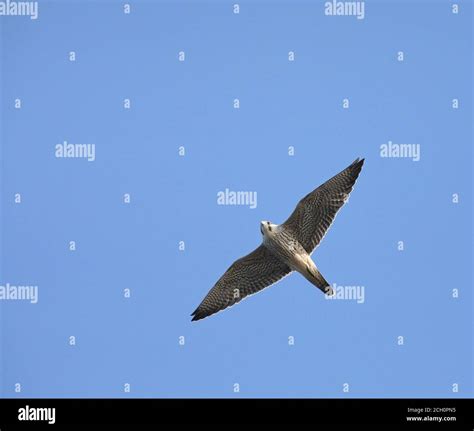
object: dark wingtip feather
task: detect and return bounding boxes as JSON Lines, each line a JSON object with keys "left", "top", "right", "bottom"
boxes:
{"left": 191, "top": 305, "right": 206, "bottom": 321}
{"left": 191, "top": 312, "right": 204, "bottom": 322}
{"left": 344, "top": 157, "right": 364, "bottom": 183}
{"left": 351, "top": 157, "right": 365, "bottom": 172}
{"left": 191, "top": 307, "right": 200, "bottom": 316}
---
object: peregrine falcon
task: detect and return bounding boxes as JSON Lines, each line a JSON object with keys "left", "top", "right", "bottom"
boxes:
{"left": 191, "top": 158, "right": 364, "bottom": 321}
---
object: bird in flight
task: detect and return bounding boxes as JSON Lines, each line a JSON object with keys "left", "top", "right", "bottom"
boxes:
{"left": 191, "top": 158, "right": 365, "bottom": 321}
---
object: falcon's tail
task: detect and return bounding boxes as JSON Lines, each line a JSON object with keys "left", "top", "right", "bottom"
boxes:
{"left": 304, "top": 265, "right": 334, "bottom": 296}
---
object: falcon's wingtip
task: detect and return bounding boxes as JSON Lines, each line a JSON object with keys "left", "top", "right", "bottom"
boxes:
{"left": 191, "top": 307, "right": 205, "bottom": 322}
{"left": 350, "top": 157, "right": 365, "bottom": 173}
{"left": 191, "top": 313, "right": 205, "bottom": 322}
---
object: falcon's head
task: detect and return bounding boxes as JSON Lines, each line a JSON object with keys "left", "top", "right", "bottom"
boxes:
{"left": 260, "top": 220, "right": 277, "bottom": 236}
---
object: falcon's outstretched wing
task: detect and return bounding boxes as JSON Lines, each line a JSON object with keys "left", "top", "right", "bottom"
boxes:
{"left": 191, "top": 245, "right": 291, "bottom": 321}
{"left": 282, "top": 158, "right": 364, "bottom": 254}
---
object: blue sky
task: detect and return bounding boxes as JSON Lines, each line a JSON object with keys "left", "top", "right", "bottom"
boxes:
{"left": 0, "top": 0, "right": 472, "bottom": 397}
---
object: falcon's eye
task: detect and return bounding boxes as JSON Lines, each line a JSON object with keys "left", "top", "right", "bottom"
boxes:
{"left": 268, "top": 226, "right": 272, "bottom": 232}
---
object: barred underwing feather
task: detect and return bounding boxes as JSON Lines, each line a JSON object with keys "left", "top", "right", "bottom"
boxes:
{"left": 282, "top": 158, "right": 364, "bottom": 254}
{"left": 191, "top": 245, "right": 291, "bottom": 321}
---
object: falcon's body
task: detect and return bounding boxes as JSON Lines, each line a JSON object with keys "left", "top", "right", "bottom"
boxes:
{"left": 261, "top": 222, "right": 332, "bottom": 295}
{"left": 191, "top": 158, "right": 364, "bottom": 321}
